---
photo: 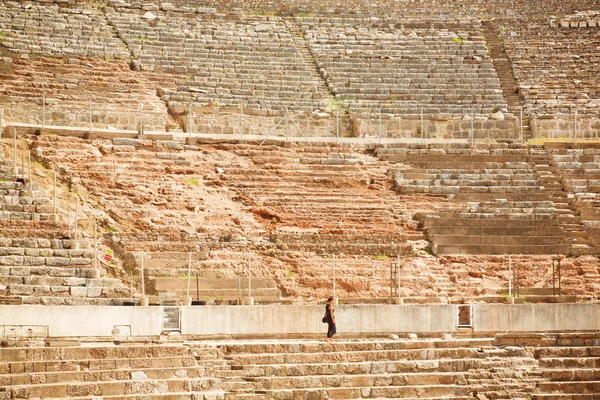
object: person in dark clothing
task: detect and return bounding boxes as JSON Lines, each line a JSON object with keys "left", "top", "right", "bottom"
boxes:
{"left": 324, "top": 296, "right": 336, "bottom": 342}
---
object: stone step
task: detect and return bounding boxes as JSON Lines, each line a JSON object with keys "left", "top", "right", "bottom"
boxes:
{"left": 225, "top": 347, "right": 526, "bottom": 366}
{"left": 430, "top": 235, "right": 566, "bottom": 247}
{"left": 70, "top": 392, "right": 227, "bottom": 400}
{"left": 249, "top": 371, "right": 470, "bottom": 390}
{"left": 256, "top": 384, "right": 472, "bottom": 399}
{"left": 432, "top": 244, "right": 569, "bottom": 256}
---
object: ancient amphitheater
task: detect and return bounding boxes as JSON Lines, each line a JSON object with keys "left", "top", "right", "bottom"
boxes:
{"left": 1, "top": 0, "right": 600, "bottom": 398}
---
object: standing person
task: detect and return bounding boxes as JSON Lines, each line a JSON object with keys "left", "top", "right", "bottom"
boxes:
{"left": 324, "top": 296, "right": 336, "bottom": 342}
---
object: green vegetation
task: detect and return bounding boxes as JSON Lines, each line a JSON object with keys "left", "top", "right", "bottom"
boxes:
{"left": 186, "top": 178, "right": 199, "bottom": 186}
{"left": 450, "top": 37, "right": 465, "bottom": 44}
{"left": 326, "top": 97, "right": 349, "bottom": 113}
{"left": 373, "top": 254, "right": 388, "bottom": 261}
{"left": 525, "top": 136, "right": 588, "bottom": 146}
{"left": 0, "top": 30, "right": 13, "bottom": 38}
{"left": 286, "top": 271, "right": 297, "bottom": 279}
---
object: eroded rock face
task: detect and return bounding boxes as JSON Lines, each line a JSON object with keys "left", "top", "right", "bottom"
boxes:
{"left": 22, "top": 135, "right": 600, "bottom": 304}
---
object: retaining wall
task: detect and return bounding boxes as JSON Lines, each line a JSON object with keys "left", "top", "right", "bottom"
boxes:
{"left": 0, "top": 304, "right": 598, "bottom": 338}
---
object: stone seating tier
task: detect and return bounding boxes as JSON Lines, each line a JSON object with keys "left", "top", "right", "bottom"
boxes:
{"left": 0, "top": 2, "right": 129, "bottom": 60}
{"left": 0, "top": 58, "right": 176, "bottom": 131}
{"left": 298, "top": 19, "right": 508, "bottom": 117}
{"left": 108, "top": 11, "right": 329, "bottom": 112}
{"left": 501, "top": 21, "right": 600, "bottom": 115}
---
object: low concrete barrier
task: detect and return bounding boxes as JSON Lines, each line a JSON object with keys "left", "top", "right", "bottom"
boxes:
{"left": 0, "top": 304, "right": 597, "bottom": 338}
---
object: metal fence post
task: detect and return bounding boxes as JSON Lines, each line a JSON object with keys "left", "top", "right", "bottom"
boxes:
{"left": 0, "top": 107, "right": 3, "bottom": 159}
{"left": 396, "top": 255, "right": 401, "bottom": 299}
{"left": 186, "top": 252, "right": 192, "bottom": 298}
{"left": 420, "top": 106, "right": 424, "bottom": 141}
{"left": 378, "top": 109, "right": 382, "bottom": 145}
{"left": 140, "top": 251, "right": 145, "bottom": 298}
{"left": 13, "top": 127, "right": 17, "bottom": 174}
{"left": 285, "top": 107, "right": 289, "bottom": 141}
{"left": 574, "top": 109, "right": 578, "bottom": 145}
{"left": 519, "top": 107, "right": 523, "bottom": 143}
{"left": 332, "top": 254, "right": 337, "bottom": 300}
{"left": 336, "top": 111, "right": 339, "bottom": 142}
{"left": 42, "top": 91, "right": 46, "bottom": 130}
{"left": 247, "top": 252, "right": 252, "bottom": 299}
{"left": 53, "top": 170, "right": 57, "bottom": 214}
{"left": 74, "top": 200, "right": 78, "bottom": 242}
{"left": 470, "top": 108, "right": 474, "bottom": 143}
{"left": 93, "top": 220, "right": 97, "bottom": 270}
{"left": 188, "top": 103, "right": 193, "bottom": 137}
{"left": 508, "top": 255, "right": 512, "bottom": 298}
{"left": 240, "top": 104, "right": 244, "bottom": 140}
{"left": 28, "top": 150, "right": 32, "bottom": 190}
{"left": 138, "top": 103, "right": 144, "bottom": 136}
{"left": 89, "top": 97, "right": 93, "bottom": 133}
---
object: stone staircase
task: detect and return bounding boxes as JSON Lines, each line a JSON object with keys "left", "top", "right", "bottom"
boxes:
{"left": 497, "top": 333, "right": 600, "bottom": 400}
{"left": 216, "top": 337, "right": 540, "bottom": 400}
{"left": 481, "top": 20, "right": 530, "bottom": 139}
{"left": 378, "top": 143, "right": 589, "bottom": 255}
{"left": 546, "top": 143, "right": 600, "bottom": 254}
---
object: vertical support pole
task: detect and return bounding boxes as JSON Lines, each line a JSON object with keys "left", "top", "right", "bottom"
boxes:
{"left": 335, "top": 110, "right": 339, "bottom": 142}
{"left": 574, "top": 109, "right": 578, "bottom": 145}
{"left": 247, "top": 252, "right": 251, "bottom": 299}
{"left": 397, "top": 254, "right": 401, "bottom": 298}
{"left": 519, "top": 107, "right": 523, "bottom": 143}
{"left": 558, "top": 259, "right": 562, "bottom": 296}
{"left": 552, "top": 259, "right": 556, "bottom": 296}
{"left": 420, "top": 106, "right": 424, "bottom": 141}
{"left": 42, "top": 91, "right": 46, "bottom": 130}
{"left": 332, "top": 254, "right": 337, "bottom": 300}
{"left": 53, "top": 170, "right": 57, "bottom": 214}
{"left": 188, "top": 103, "right": 192, "bottom": 137}
{"left": 13, "top": 127, "right": 17, "bottom": 174}
{"left": 93, "top": 221, "right": 97, "bottom": 270}
{"left": 240, "top": 104, "right": 244, "bottom": 140}
{"left": 74, "top": 200, "right": 78, "bottom": 242}
{"left": 238, "top": 262, "right": 241, "bottom": 301}
{"left": 378, "top": 109, "right": 382, "bottom": 145}
{"left": 389, "top": 259, "right": 393, "bottom": 298}
{"left": 186, "top": 252, "right": 192, "bottom": 298}
{"left": 140, "top": 251, "right": 145, "bottom": 298}
{"left": 0, "top": 107, "right": 3, "bottom": 160}
{"left": 285, "top": 107, "right": 289, "bottom": 141}
{"left": 470, "top": 108, "right": 474, "bottom": 144}
{"left": 508, "top": 255, "right": 512, "bottom": 298}
{"left": 89, "top": 97, "right": 93, "bottom": 132}
{"left": 138, "top": 103, "right": 143, "bottom": 136}
{"left": 28, "top": 150, "right": 32, "bottom": 190}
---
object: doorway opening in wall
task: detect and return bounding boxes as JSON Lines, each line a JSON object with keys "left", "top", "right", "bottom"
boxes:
{"left": 162, "top": 306, "right": 181, "bottom": 333}
{"left": 458, "top": 305, "right": 473, "bottom": 328}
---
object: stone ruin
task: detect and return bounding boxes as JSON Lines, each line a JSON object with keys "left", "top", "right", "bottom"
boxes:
{"left": 0, "top": 0, "right": 599, "bottom": 398}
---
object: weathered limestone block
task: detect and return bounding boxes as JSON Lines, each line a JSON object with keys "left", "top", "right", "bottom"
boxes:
{"left": 46, "top": 257, "right": 71, "bottom": 266}
{"left": 69, "top": 287, "right": 87, "bottom": 296}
